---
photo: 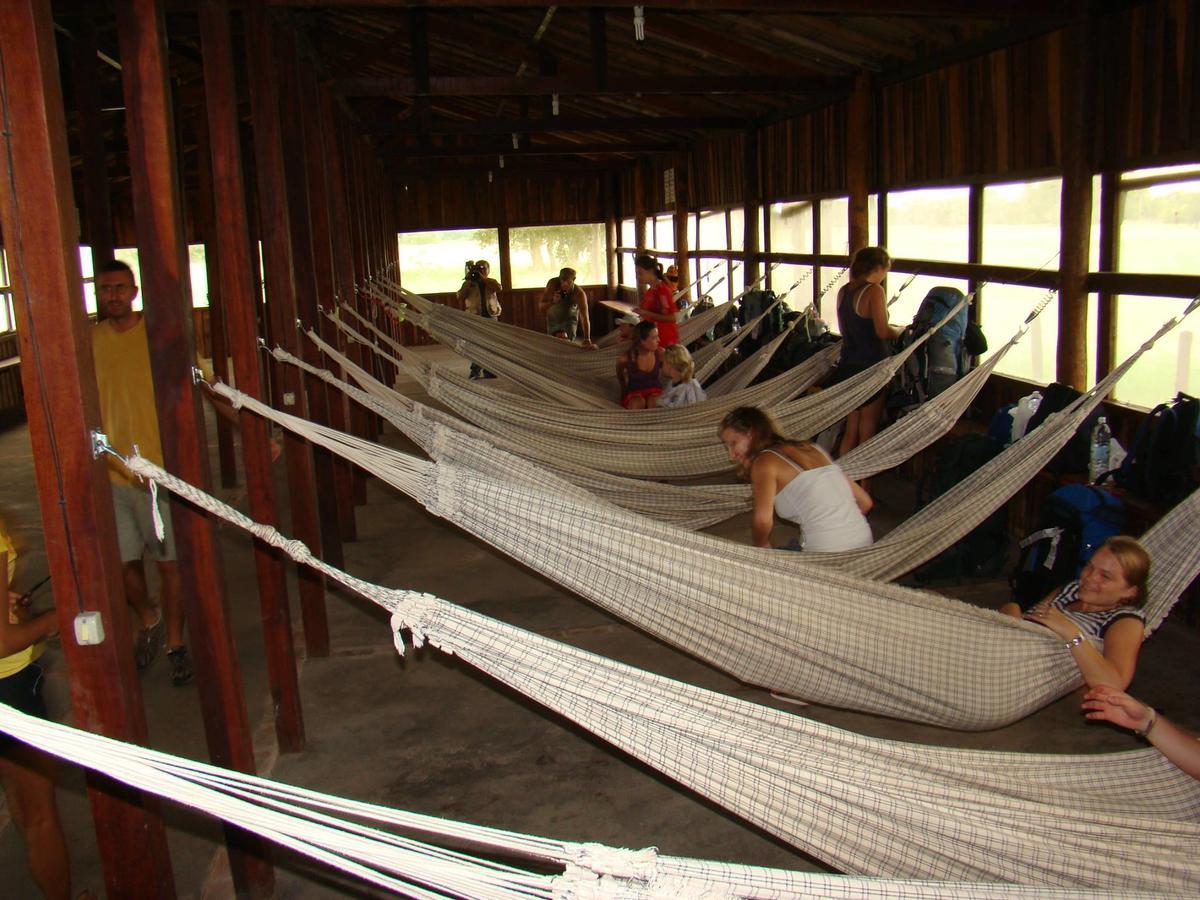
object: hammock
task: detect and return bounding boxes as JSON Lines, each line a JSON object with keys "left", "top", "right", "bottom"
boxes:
{"left": 374, "top": 291, "right": 977, "bottom": 478}
{"left": 75, "top": 457, "right": 1200, "bottom": 892}
{"left": 203, "top": 384, "right": 1200, "bottom": 730}
{"left": 290, "top": 289, "right": 1036, "bottom": 532}
{"left": 0, "top": 708, "right": 1169, "bottom": 898}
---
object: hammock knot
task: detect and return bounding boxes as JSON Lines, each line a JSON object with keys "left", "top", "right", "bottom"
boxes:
{"left": 569, "top": 843, "right": 659, "bottom": 880}
{"left": 389, "top": 593, "right": 445, "bottom": 658}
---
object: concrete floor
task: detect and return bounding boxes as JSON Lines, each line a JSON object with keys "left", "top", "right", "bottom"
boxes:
{"left": 2, "top": 352, "right": 1199, "bottom": 898}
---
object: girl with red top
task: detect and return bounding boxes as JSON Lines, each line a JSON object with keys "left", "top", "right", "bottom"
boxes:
{"left": 634, "top": 254, "right": 679, "bottom": 347}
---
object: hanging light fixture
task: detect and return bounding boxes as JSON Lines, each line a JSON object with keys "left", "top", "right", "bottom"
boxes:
{"left": 488, "top": 171, "right": 493, "bottom": 183}
{"left": 511, "top": 132, "right": 519, "bottom": 150}
{"left": 551, "top": 93, "right": 560, "bottom": 116}
{"left": 499, "top": 154, "right": 505, "bottom": 169}
{"left": 633, "top": 6, "right": 645, "bottom": 42}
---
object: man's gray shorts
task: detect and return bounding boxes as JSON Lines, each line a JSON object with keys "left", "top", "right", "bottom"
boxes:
{"left": 111, "top": 482, "right": 176, "bottom": 562}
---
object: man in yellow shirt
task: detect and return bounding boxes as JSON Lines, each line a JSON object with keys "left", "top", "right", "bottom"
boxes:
{"left": 91, "top": 260, "right": 191, "bottom": 686}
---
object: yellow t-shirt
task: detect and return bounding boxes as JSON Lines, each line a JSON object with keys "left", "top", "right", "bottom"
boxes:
{"left": 0, "top": 525, "right": 40, "bottom": 680}
{"left": 91, "top": 317, "right": 164, "bottom": 487}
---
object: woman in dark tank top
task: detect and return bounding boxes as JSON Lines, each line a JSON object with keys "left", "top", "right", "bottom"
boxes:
{"left": 827, "top": 247, "right": 904, "bottom": 486}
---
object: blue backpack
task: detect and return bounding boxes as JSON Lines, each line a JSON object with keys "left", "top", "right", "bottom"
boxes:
{"left": 1009, "top": 485, "right": 1125, "bottom": 608}
{"left": 888, "top": 286, "right": 985, "bottom": 416}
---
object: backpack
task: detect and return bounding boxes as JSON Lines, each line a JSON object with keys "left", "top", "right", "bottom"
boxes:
{"left": 737, "top": 290, "right": 789, "bottom": 355}
{"left": 1009, "top": 485, "right": 1126, "bottom": 608}
{"left": 887, "top": 286, "right": 978, "bottom": 416}
{"left": 758, "top": 311, "right": 841, "bottom": 381}
{"left": 1021, "top": 381, "right": 1103, "bottom": 475}
{"left": 1107, "top": 392, "right": 1200, "bottom": 505}
{"left": 912, "top": 433, "right": 1009, "bottom": 582}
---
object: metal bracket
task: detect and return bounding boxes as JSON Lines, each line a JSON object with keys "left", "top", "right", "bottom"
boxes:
{"left": 90, "top": 429, "right": 112, "bottom": 459}
{"left": 256, "top": 337, "right": 268, "bottom": 349}
{"left": 191, "top": 365, "right": 206, "bottom": 385}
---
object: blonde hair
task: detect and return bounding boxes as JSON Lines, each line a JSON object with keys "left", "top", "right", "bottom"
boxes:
{"left": 1097, "top": 536, "right": 1151, "bottom": 607}
{"left": 663, "top": 344, "right": 694, "bottom": 380}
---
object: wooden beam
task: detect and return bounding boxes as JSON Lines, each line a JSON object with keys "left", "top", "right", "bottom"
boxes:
{"left": 742, "top": 128, "right": 761, "bottom": 289}
{"left": 1087, "top": 271, "right": 1200, "bottom": 298}
{"left": 192, "top": 93, "right": 239, "bottom": 491}
{"left": 589, "top": 8, "right": 608, "bottom": 91}
{"left": 384, "top": 140, "right": 681, "bottom": 158}
{"left": 1095, "top": 172, "right": 1118, "bottom": 379}
{"left": 369, "top": 114, "right": 750, "bottom": 136}
{"left": 276, "top": 23, "right": 346, "bottom": 592}
{"left": 246, "top": 0, "right": 327, "bottom": 752}
{"left": 673, "top": 154, "right": 691, "bottom": 295}
{"left": 0, "top": 3, "right": 176, "bottom": 895}
{"left": 1057, "top": 15, "right": 1094, "bottom": 390}
{"left": 845, "top": 74, "right": 870, "bottom": 257}
{"left": 69, "top": 22, "right": 115, "bottom": 269}
{"left": 271, "top": 0, "right": 1084, "bottom": 14}
{"left": 333, "top": 74, "right": 845, "bottom": 97}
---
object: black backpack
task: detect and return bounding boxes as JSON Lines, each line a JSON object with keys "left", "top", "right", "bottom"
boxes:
{"left": 912, "top": 433, "right": 1009, "bottom": 582}
{"left": 758, "top": 311, "right": 841, "bottom": 381}
{"left": 1022, "top": 381, "right": 1103, "bottom": 475}
{"left": 1107, "top": 392, "right": 1200, "bottom": 505}
{"left": 1009, "top": 485, "right": 1126, "bottom": 609}
{"left": 737, "top": 290, "right": 789, "bottom": 355}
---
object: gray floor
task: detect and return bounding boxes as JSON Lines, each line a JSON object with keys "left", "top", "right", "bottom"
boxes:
{"left": 1, "top": 360, "right": 1198, "bottom": 898}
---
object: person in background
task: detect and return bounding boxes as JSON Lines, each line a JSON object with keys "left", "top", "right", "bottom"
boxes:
{"left": 665, "top": 264, "right": 689, "bottom": 311}
{"left": 455, "top": 260, "right": 503, "bottom": 379}
{"left": 658, "top": 344, "right": 706, "bottom": 408}
{"left": 617, "top": 321, "right": 663, "bottom": 410}
{"left": 829, "top": 246, "right": 903, "bottom": 467}
{"left": 999, "top": 535, "right": 1149, "bottom": 691}
{"left": 540, "top": 267, "right": 593, "bottom": 348}
{"left": 719, "top": 406, "right": 874, "bottom": 552}
{"left": 91, "top": 260, "right": 192, "bottom": 686}
{"left": 1082, "top": 685, "right": 1200, "bottom": 780}
{"left": 634, "top": 254, "right": 679, "bottom": 347}
{"left": 0, "top": 523, "right": 81, "bottom": 900}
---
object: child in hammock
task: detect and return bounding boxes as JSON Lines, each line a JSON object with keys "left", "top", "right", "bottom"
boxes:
{"left": 617, "top": 321, "right": 664, "bottom": 410}
{"left": 658, "top": 345, "right": 706, "bottom": 408}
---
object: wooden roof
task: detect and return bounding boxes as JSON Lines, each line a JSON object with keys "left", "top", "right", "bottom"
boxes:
{"left": 50, "top": 0, "right": 1095, "bottom": 182}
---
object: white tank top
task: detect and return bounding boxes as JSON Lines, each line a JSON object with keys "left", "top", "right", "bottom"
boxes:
{"left": 763, "top": 448, "right": 874, "bottom": 552}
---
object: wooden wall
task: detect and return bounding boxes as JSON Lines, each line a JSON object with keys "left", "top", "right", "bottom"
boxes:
{"left": 394, "top": 170, "right": 609, "bottom": 230}
{"left": 690, "top": 131, "right": 746, "bottom": 210}
{"left": 760, "top": 103, "right": 850, "bottom": 201}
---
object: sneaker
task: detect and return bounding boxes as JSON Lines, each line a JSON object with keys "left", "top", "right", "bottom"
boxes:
{"left": 134, "top": 615, "right": 164, "bottom": 670}
{"left": 167, "top": 647, "right": 194, "bottom": 686}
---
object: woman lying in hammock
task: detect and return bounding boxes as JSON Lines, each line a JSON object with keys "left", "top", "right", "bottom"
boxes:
{"left": 1000, "top": 536, "right": 1149, "bottom": 689}
{"left": 719, "top": 406, "right": 873, "bottom": 552}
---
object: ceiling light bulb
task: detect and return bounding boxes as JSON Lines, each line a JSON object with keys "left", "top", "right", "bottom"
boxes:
{"left": 512, "top": 133, "right": 519, "bottom": 149}
{"left": 499, "top": 154, "right": 505, "bottom": 169}
{"left": 552, "top": 93, "right": 560, "bottom": 116}
{"left": 488, "top": 171, "right": 493, "bottom": 183}
{"left": 633, "top": 6, "right": 645, "bottom": 42}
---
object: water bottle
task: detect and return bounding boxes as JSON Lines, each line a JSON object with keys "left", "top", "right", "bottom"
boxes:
{"left": 1089, "top": 416, "right": 1112, "bottom": 483}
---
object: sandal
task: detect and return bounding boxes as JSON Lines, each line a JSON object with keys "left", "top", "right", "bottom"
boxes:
{"left": 134, "top": 614, "right": 164, "bottom": 670}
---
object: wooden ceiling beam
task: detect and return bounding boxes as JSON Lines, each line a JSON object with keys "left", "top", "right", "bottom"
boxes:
{"left": 334, "top": 73, "right": 845, "bottom": 96}
{"left": 368, "top": 114, "right": 750, "bottom": 135}
{"left": 659, "top": 15, "right": 828, "bottom": 77}
{"left": 269, "top": 1, "right": 1084, "bottom": 15}
{"left": 385, "top": 140, "right": 681, "bottom": 158}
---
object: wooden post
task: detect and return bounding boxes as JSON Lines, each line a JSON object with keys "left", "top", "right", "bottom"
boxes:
{"left": 1057, "top": 15, "right": 1095, "bottom": 391}
{"left": 0, "top": 3, "right": 175, "bottom": 895}
{"left": 673, "top": 153, "right": 691, "bottom": 293}
{"left": 605, "top": 171, "right": 619, "bottom": 298}
{"left": 968, "top": 183, "right": 984, "bottom": 325}
{"left": 243, "top": 0, "right": 328, "bottom": 699}
{"left": 296, "top": 50, "right": 356, "bottom": 542}
{"left": 632, "top": 161, "right": 647, "bottom": 251}
{"left": 114, "top": 7, "right": 278, "bottom": 892}
{"left": 193, "top": 104, "right": 238, "bottom": 489}
{"left": 1096, "top": 171, "right": 1118, "bottom": 380}
{"left": 846, "top": 74, "right": 870, "bottom": 258}
{"left": 69, "top": 22, "right": 115, "bottom": 273}
{"left": 275, "top": 24, "right": 345, "bottom": 580}
{"left": 743, "top": 128, "right": 761, "bottom": 290}
{"left": 198, "top": 0, "right": 306, "bottom": 774}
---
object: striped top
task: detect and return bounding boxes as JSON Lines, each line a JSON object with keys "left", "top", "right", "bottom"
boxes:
{"left": 1051, "top": 581, "right": 1144, "bottom": 649}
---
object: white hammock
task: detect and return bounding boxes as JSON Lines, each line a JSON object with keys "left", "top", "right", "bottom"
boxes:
{"left": 70, "top": 457, "right": 1200, "bottom": 893}
{"left": 0, "top": 707, "right": 1167, "bottom": 898}
{"left": 202, "top": 384, "right": 1200, "bottom": 730}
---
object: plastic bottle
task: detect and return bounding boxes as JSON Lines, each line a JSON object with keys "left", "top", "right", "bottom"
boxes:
{"left": 1089, "top": 416, "right": 1112, "bottom": 483}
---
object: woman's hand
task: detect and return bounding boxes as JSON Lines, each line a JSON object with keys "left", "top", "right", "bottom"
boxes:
{"left": 1024, "top": 604, "right": 1081, "bottom": 641}
{"left": 1082, "top": 684, "right": 1153, "bottom": 733}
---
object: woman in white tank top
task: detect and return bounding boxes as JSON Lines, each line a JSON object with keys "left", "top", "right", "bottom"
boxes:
{"left": 719, "top": 406, "right": 874, "bottom": 552}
